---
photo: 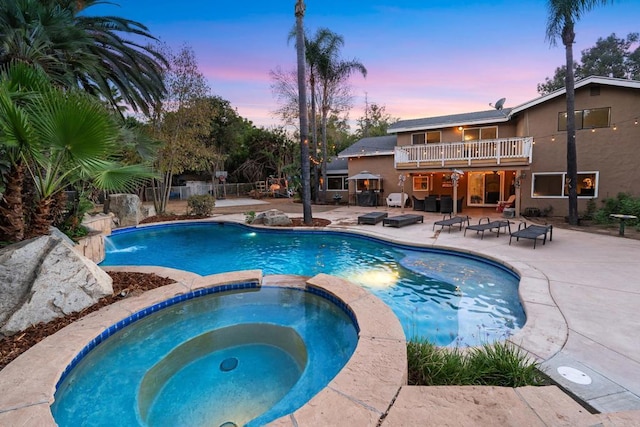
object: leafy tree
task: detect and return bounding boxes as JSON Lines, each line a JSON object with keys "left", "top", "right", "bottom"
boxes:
{"left": 0, "top": 0, "right": 166, "bottom": 115}
{"left": 147, "top": 44, "right": 214, "bottom": 214}
{"left": 545, "top": 0, "right": 613, "bottom": 226}
{"left": 538, "top": 32, "right": 638, "bottom": 95}
{"left": 295, "top": 0, "right": 312, "bottom": 223}
{"left": 354, "top": 102, "right": 399, "bottom": 139}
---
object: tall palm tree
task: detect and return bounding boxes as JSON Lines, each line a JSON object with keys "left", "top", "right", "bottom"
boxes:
{"left": 317, "top": 52, "right": 366, "bottom": 202}
{"left": 295, "top": 0, "right": 312, "bottom": 224}
{"left": 0, "top": 0, "right": 166, "bottom": 115}
{"left": 545, "top": 0, "right": 612, "bottom": 225}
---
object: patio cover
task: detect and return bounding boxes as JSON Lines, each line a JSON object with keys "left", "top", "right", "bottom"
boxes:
{"left": 347, "top": 171, "right": 381, "bottom": 180}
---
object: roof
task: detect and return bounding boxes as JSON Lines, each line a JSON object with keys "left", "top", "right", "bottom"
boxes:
{"left": 326, "top": 156, "right": 348, "bottom": 174}
{"left": 338, "top": 135, "right": 397, "bottom": 158}
{"left": 511, "top": 76, "right": 640, "bottom": 114}
{"left": 387, "top": 76, "right": 640, "bottom": 134}
{"left": 388, "top": 109, "right": 512, "bottom": 133}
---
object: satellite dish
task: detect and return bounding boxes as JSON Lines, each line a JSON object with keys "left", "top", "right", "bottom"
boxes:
{"left": 493, "top": 98, "right": 506, "bottom": 110}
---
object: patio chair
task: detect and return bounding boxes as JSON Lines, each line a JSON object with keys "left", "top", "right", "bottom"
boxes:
{"left": 464, "top": 217, "right": 512, "bottom": 239}
{"left": 439, "top": 196, "right": 453, "bottom": 214}
{"left": 509, "top": 222, "right": 553, "bottom": 249}
{"left": 424, "top": 195, "right": 439, "bottom": 212}
{"left": 386, "top": 192, "right": 409, "bottom": 208}
{"left": 357, "top": 212, "right": 388, "bottom": 225}
{"left": 496, "top": 194, "right": 516, "bottom": 212}
{"left": 382, "top": 214, "right": 424, "bottom": 228}
{"left": 433, "top": 214, "right": 470, "bottom": 233}
{"left": 412, "top": 195, "right": 425, "bottom": 211}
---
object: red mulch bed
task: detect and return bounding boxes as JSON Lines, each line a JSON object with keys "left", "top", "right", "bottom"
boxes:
{"left": 0, "top": 215, "right": 331, "bottom": 371}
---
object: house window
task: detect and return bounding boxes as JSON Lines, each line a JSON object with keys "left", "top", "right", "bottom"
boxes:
{"left": 412, "top": 131, "right": 440, "bottom": 144}
{"left": 462, "top": 126, "right": 497, "bottom": 141}
{"left": 327, "top": 176, "right": 347, "bottom": 190}
{"left": 532, "top": 172, "right": 598, "bottom": 198}
{"left": 412, "top": 133, "right": 425, "bottom": 145}
{"left": 412, "top": 176, "right": 430, "bottom": 191}
{"left": 558, "top": 107, "right": 610, "bottom": 131}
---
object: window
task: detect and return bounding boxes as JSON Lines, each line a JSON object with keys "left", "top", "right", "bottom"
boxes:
{"left": 412, "top": 131, "right": 440, "bottom": 144}
{"left": 532, "top": 172, "right": 598, "bottom": 198}
{"left": 412, "top": 133, "right": 425, "bottom": 145}
{"left": 412, "top": 176, "right": 430, "bottom": 191}
{"left": 463, "top": 126, "right": 497, "bottom": 141}
{"left": 327, "top": 176, "right": 347, "bottom": 190}
{"left": 558, "top": 107, "right": 610, "bottom": 131}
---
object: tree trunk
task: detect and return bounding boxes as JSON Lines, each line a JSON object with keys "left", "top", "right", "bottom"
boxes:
{"left": 295, "top": 0, "right": 312, "bottom": 224}
{"left": 563, "top": 21, "right": 579, "bottom": 225}
{"left": 27, "top": 196, "right": 53, "bottom": 238}
{"left": 0, "top": 162, "right": 25, "bottom": 242}
{"left": 321, "top": 105, "right": 329, "bottom": 204}
{"left": 310, "top": 74, "right": 319, "bottom": 203}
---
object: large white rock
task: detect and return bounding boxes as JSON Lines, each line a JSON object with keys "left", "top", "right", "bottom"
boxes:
{"left": 106, "top": 193, "right": 143, "bottom": 227}
{"left": 0, "top": 235, "right": 113, "bottom": 337}
{"left": 253, "top": 209, "right": 292, "bottom": 226}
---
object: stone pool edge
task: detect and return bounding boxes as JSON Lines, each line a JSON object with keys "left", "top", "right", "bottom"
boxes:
{"left": 0, "top": 269, "right": 407, "bottom": 427}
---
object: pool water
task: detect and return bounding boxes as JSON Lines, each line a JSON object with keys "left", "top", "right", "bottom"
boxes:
{"left": 101, "top": 222, "right": 525, "bottom": 346}
{"left": 51, "top": 286, "right": 358, "bottom": 427}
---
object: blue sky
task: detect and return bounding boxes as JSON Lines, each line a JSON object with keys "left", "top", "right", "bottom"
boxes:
{"left": 94, "top": 1, "right": 639, "bottom": 128}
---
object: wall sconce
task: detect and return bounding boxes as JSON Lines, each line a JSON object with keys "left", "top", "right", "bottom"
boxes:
{"left": 458, "top": 126, "right": 463, "bottom": 131}
{"left": 613, "top": 124, "right": 617, "bottom": 131}
{"left": 591, "top": 128, "right": 596, "bottom": 133}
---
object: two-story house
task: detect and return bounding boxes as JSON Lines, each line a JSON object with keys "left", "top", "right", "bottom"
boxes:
{"left": 338, "top": 76, "right": 640, "bottom": 217}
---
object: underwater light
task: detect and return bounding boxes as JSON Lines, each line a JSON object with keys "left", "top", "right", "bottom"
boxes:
{"left": 345, "top": 269, "right": 399, "bottom": 289}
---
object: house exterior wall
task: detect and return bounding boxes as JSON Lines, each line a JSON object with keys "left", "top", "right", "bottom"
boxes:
{"left": 516, "top": 84, "right": 640, "bottom": 216}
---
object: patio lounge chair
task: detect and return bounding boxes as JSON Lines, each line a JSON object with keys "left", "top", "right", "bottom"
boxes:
{"left": 383, "top": 214, "right": 424, "bottom": 228}
{"left": 464, "top": 217, "right": 512, "bottom": 239}
{"left": 357, "top": 212, "right": 388, "bottom": 225}
{"left": 433, "top": 214, "right": 470, "bottom": 233}
{"left": 509, "top": 222, "right": 553, "bottom": 249}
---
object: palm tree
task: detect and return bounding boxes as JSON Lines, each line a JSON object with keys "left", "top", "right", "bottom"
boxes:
{"left": 0, "top": 0, "right": 166, "bottom": 115}
{"left": 545, "top": 0, "right": 612, "bottom": 225}
{"left": 295, "top": 0, "right": 312, "bottom": 224}
{"left": 317, "top": 51, "right": 366, "bottom": 202}
{"left": 0, "top": 63, "right": 154, "bottom": 241}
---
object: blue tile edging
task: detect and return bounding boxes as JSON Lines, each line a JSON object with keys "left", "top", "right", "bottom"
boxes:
{"left": 55, "top": 281, "right": 360, "bottom": 390}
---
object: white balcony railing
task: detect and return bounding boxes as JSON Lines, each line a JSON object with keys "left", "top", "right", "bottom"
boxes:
{"left": 394, "top": 137, "right": 533, "bottom": 168}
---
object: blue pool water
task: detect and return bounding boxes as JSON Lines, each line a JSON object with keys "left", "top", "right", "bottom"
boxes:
{"left": 51, "top": 285, "right": 358, "bottom": 427}
{"left": 101, "top": 222, "right": 525, "bottom": 346}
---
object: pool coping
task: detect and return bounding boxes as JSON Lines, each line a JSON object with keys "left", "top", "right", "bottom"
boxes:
{"left": 0, "top": 269, "right": 408, "bottom": 426}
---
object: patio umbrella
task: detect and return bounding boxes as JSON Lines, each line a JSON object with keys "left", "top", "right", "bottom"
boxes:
{"left": 347, "top": 171, "right": 381, "bottom": 180}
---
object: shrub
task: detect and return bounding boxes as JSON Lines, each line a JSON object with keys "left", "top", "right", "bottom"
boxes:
{"left": 187, "top": 195, "right": 215, "bottom": 216}
{"left": 244, "top": 211, "right": 256, "bottom": 224}
{"left": 407, "top": 339, "right": 546, "bottom": 387}
{"left": 593, "top": 193, "right": 640, "bottom": 228}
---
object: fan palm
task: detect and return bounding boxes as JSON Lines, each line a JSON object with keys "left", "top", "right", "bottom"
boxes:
{"left": 545, "top": 0, "right": 612, "bottom": 225}
{"left": 0, "top": 0, "right": 166, "bottom": 115}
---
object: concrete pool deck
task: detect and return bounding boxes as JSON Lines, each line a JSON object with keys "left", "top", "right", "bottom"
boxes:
{"left": 1, "top": 201, "right": 639, "bottom": 425}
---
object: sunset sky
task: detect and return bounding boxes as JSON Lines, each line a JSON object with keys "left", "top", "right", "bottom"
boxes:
{"left": 94, "top": 1, "right": 639, "bottom": 129}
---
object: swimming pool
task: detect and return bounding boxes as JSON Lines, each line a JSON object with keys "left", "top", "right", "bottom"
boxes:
{"left": 101, "top": 222, "right": 525, "bottom": 346}
{"left": 51, "top": 284, "right": 358, "bottom": 427}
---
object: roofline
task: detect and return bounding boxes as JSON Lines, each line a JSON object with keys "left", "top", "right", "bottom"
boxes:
{"left": 388, "top": 115, "right": 511, "bottom": 134}
{"left": 511, "top": 76, "right": 640, "bottom": 114}
{"left": 338, "top": 151, "right": 394, "bottom": 159}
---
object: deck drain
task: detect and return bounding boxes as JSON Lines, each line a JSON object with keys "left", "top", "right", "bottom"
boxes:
{"left": 557, "top": 366, "right": 592, "bottom": 385}
{"left": 220, "top": 357, "right": 238, "bottom": 372}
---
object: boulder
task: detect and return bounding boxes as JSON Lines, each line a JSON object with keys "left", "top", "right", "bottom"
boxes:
{"left": 252, "top": 209, "right": 292, "bottom": 226}
{"left": 0, "top": 235, "right": 113, "bottom": 337}
{"left": 106, "top": 193, "right": 143, "bottom": 227}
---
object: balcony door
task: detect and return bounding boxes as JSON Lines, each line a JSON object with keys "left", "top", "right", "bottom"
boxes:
{"left": 467, "top": 171, "right": 503, "bottom": 206}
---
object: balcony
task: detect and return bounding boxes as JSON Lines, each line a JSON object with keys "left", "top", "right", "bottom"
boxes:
{"left": 394, "top": 137, "right": 533, "bottom": 169}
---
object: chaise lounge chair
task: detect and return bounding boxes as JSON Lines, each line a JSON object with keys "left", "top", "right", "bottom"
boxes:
{"left": 382, "top": 214, "right": 424, "bottom": 228}
{"left": 509, "top": 222, "right": 553, "bottom": 249}
{"left": 464, "top": 217, "right": 512, "bottom": 239}
{"left": 357, "top": 211, "right": 388, "bottom": 225}
{"left": 433, "top": 214, "right": 470, "bottom": 233}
